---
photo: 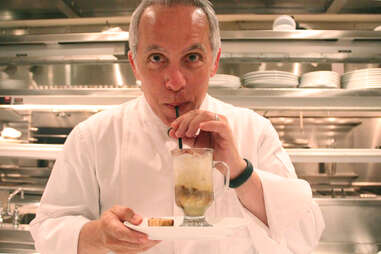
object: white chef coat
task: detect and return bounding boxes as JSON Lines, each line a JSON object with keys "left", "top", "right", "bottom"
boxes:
{"left": 30, "top": 94, "right": 325, "bottom": 254}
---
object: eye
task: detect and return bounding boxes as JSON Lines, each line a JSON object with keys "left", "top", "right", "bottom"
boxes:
{"left": 148, "top": 53, "right": 165, "bottom": 63}
{"left": 186, "top": 53, "right": 201, "bottom": 63}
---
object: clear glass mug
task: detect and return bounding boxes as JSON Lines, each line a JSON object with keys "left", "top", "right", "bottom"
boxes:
{"left": 171, "top": 148, "right": 230, "bottom": 227}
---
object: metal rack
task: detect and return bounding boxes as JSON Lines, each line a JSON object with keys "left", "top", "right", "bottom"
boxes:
{"left": 1, "top": 143, "right": 381, "bottom": 163}
{"left": 1, "top": 87, "right": 381, "bottom": 112}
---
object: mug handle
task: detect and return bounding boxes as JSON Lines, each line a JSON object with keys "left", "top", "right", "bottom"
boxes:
{"left": 213, "top": 161, "right": 230, "bottom": 199}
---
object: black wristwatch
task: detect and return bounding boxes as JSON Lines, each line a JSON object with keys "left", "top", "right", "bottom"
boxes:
{"left": 229, "top": 158, "right": 254, "bottom": 188}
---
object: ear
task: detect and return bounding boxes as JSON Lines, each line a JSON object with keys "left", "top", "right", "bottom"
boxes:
{"left": 128, "top": 50, "right": 141, "bottom": 80}
{"left": 210, "top": 47, "right": 221, "bottom": 78}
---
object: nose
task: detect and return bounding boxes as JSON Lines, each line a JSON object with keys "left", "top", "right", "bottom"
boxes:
{"left": 164, "top": 66, "right": 186, "bottom": 92}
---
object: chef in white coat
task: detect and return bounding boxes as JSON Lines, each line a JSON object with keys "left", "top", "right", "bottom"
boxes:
{"left": 30, "top": 0, "right": 325, "bottom": 253}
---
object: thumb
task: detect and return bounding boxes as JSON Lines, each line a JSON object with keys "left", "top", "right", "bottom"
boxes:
{"left": 110, "top": 206, "right": 142, "bottom": 225}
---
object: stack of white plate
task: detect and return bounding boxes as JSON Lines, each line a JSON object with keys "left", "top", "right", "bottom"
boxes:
{"left": 342, "top": 68, "right": 381, "bottom": 89}
{"left": 272, "top": 15, "right": 296, "bottom": 31}
{"left": 242, "top": 71, "right": 298, "bottom": 88}
{"left": 299, "top": 71, "right": 340, "bottom": 88}
{"left": 209, "top": 74, "right": 241, "bottom": 89}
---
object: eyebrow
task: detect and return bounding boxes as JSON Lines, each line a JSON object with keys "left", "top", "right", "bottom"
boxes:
{"left": 183, "top": 43, "right": 206, "bottom": 54}
{"left": 144, "top": 43, "right": 206, "bottom": 54}
{"left": 145, "top": 45, "right": 167, "bottom": 54}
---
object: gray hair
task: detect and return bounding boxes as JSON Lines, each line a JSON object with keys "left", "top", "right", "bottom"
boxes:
{"left": 128, "top": 0, "right": 221, "bottom": 62}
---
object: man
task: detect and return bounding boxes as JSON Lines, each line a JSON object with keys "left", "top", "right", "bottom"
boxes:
{"left": 30, "top": 0, "right": 325, "bottom": 253}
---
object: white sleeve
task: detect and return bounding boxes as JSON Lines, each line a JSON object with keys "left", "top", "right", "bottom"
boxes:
{"left": 30, "top": 122, "right": 100, "bottom": 254}
{"left": 240, "top": 118, "right": 325, "bottom": 254}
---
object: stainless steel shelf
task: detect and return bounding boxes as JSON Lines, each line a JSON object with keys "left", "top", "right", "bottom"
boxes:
{"left": 0, "top": 143, "right": 61, "bottom": 160}
{"left": 288, "top": 149, "right": 381, "bottom": 163}
{"left": 1, "top": 88, "right": 381, "bottom": 111}
{"left": 1, "top": 144, "right": 380, "bottom": 163}
{"left": 221, "top": 30, "right": 381, "bottom": 40}
{"left": 0, "top": 32, "right": 130, "bottom": 45}
{"left": 1, "top": 30, "right": 381, "bottom": 63}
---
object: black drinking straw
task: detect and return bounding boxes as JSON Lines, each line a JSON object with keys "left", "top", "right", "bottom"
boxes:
{"left": 175, "top": 106, "right": 183, "bottom": 149}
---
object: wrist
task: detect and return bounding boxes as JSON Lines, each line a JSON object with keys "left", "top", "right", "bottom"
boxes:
{"left": 230, "top": 158, "right": 247, "bottom": 179}
{"left": 78, "top": 220, "right": 108, "bottom": 254}
{"left": 229, "top": 158, "right": 254, "bottom": 189}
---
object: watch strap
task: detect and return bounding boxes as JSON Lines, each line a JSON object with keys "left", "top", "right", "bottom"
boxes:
{"left": 229, "top": 158, "right": 253, "bottom": 188}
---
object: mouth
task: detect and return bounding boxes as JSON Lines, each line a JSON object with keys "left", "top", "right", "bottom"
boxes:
{"left": 164, "top": 102, "right": 190, "bottom": 114}
{"left": 165, "top": 102, "right": 186, "bottom": 108}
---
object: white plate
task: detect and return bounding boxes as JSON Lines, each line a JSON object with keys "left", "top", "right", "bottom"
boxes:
{"left": 124, "top": 217, "right": 248, "bottom": 240}
{"left": 244, "top": 82, "right": 298, "bottom": 88}
{"left": 243, "top": 70, "right": 298, "bottom": 76}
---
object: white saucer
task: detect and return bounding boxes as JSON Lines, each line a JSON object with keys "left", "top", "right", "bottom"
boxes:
{"left": 124, "top": 216, "right": 248, "bottom": 240}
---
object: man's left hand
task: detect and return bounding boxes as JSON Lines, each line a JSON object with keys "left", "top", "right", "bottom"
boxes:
{"left": 169, "top": 110, "right": 246, "bottom": 178}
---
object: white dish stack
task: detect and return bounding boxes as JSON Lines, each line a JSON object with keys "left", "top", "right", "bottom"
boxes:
{"left": 299, "top": 71, "right": 340, "bottom": 88}
{"left": 342, "top": 68, "right": 381, "bottom": 89}
{"left": 242, "top": 70, "right": 299, "bottom": 88}
{"left": 209, "top": 74, "right": 241, "bottom": 89}
{"left": 272, "top": 15, "right": 296, "bottom": 31}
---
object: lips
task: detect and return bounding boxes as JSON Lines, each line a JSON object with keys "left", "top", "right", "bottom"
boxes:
{"left": 165, "top": 102, "right": 187, "bottom": 108}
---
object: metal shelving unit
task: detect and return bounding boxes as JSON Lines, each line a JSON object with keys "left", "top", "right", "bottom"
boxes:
{"left": 1, "top": 87, "right": 381, "bottom": 112}
{"left": 1, "top": 143, "right": 381, "bottom": 163}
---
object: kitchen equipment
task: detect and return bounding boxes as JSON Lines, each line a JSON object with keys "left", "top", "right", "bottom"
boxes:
{"left": 0, "top": 79, "right": 28, "bottom": 90}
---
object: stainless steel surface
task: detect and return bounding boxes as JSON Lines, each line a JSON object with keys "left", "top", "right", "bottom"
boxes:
{"left": 0, "top": 143, "right": 61, "bottom": 160}
{"left": 221, "top": 30, "right": 381, "bottom": 40}
{"left": 270, "top": 117, "right": 362, "bottom": 149}
{"left": 222, "top": 38, "right": 381, "bottom": 62}
{"left": 0, "top": 32, "right": 129, "bottom": 45}
{"left": 0, "top": 224, "right": 34, "bottom": 254}
{"left": 218, "top": 62, "right": 334, "bottom": 78}
{"left": 0, "top": 165, "right": 51, "bottom": 177}
{"left": 316, "top": 198, "right": 381, "bottom": 243}
{"left": 30, "top": 63, "right": 136, "bottom": 87}
{"left": 299, "top": 172, "right": 359, "bottom": 185}
{"left": 0, "top": 0, "right": 380, "bottom": 21}
{"left": 289, "top": 149, "right": 381, "bottom": 163}
{"left": 0, "top": 185, "right": 44, "bottom": 193}
{"left": 2, "top": 143, "right": 381, "bottom": 164}
{"left": 7, "top": 188, "right": 23, "bottom": 215}
{"left": 31, "top": 111, "right": 95, "bottom": 127}
{"left": 1, "top": 30, "right": 381, "bottom": 63}
{"left": 2, "top": 30, "right": 381, "bottom": 44}
{"left": 2, "top": 88, "right": 381, "bottom": 112}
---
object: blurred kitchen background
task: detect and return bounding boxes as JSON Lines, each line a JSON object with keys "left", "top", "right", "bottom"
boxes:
{"left": 1, "top": 0, "right": 381, "bottom": 253}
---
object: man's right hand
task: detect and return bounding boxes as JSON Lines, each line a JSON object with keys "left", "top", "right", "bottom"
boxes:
{"left": 78, "top": 206, "right": 160, "bottom": 254}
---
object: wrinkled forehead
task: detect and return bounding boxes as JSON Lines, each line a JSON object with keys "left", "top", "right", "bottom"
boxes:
{"left": 139, "top": 4, "right": 208, "bottom": 31}
{"left": 136, "top": 4, "right": 211, "bottom": 52}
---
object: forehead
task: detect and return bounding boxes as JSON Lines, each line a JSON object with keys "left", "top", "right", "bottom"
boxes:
{"left": 136, "top": 4, "right": 211, "bottom": 53}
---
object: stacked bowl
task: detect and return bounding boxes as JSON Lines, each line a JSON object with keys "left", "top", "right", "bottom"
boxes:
{"left": 299, "top": 71, "right": 340, "bottom": 88}
{"left": 242, "top": 70, "right": 298, "bottom": 88}
{"left": 342, "top": 68, "right": 381, "bottom": 89}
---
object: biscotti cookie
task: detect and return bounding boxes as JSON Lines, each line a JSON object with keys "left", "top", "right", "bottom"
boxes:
{"left": 148, "top": 218, "right": 174, "bottom": 226}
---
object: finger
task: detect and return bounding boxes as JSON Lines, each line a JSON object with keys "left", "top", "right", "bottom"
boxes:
{"left": 185, "top": 111, "right": 214, "bottom": 138}
{"left": 102, "top": 215, "right": 147, "bottom": 244}
{"left": 174, "top": 113, "right": 194, "bottom": 138}
{"left": 199, "top": 120, "right": 230, "bottom": 138}
{"left": 103, "top": 207, "right": 147, "bottom": 243}
{"left": 108, "top": 239, "right": 160, "bottom": 253}
{"left": 110, "top": 206, "right": 142, "bottom": 225}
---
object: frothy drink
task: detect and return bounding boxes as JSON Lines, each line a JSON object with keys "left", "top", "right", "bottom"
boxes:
{"left": 175, "top": 185, "right": 213, "bottom": 216}
{"left": 173, "top": 149, "right": 214, "bottom": 217}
